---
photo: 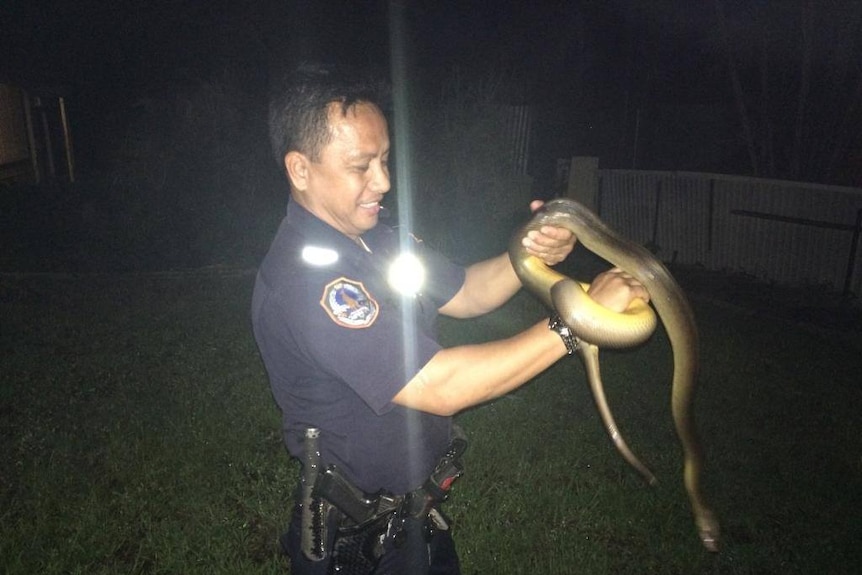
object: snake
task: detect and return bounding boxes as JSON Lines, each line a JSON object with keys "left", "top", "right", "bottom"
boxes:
{"left": 508, "top": 198, "right": 720, "bottom": 552}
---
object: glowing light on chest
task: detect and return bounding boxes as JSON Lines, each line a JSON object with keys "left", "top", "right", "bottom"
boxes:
{"left": 387, "top": 252, "right": 426, "bottom": 296}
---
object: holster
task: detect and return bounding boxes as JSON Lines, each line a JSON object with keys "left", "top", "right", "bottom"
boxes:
{"left": 298, "top": 429, "right": 468, "bottom": 571}
{"left": 303, "top": 465, "right": 399, "bottom": 571}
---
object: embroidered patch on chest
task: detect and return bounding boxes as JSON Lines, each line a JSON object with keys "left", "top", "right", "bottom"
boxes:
{"left": 320, "top": 277, "right": 379, "bottom": 329}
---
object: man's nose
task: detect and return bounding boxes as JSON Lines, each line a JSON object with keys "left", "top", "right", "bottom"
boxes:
{"left": 371, "top": 162, "right": 390, "bottom": 194}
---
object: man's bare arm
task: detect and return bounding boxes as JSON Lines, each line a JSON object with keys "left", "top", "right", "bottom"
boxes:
{"left": 392, "top": 320, "right": 568, "bottom": 415}
{"left": 398, "top": 267, "right": 651, "bottom": 416}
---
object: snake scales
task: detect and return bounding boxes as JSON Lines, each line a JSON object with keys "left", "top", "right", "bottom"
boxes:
{"left": 508, "top": 198, "right": 719, "bottom": 552}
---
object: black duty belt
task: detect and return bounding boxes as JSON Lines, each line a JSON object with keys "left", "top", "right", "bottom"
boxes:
{"left": 299, "top": 429, "right": 468, "bottom": 565}
{"left": 317, "top": 432, "right": 467, "bottom": 526}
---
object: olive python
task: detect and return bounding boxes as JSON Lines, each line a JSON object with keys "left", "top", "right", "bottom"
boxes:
{"left": 508, "top": 198, "right": 720, "bottom": 552}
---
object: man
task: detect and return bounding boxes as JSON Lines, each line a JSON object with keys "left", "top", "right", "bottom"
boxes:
{"left": 251, "top": 66, "right": 649, "bottom": 574}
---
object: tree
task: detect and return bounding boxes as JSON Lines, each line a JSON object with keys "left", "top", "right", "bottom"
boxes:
{"left": 715, "top": 0, "right": 862, "bottom": 185}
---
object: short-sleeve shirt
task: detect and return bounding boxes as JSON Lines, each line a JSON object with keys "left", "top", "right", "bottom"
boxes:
{"left": 251, "top": 199, "right": 466, "bottom": 494}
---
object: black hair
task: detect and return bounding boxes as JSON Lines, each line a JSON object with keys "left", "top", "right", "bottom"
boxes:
{"left": 268, "top": 63, "right": 390, "bottom": 166}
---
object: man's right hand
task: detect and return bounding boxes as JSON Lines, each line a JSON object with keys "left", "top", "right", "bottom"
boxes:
{"left": 586, "top": 267, "right": 650, "bottom": 313}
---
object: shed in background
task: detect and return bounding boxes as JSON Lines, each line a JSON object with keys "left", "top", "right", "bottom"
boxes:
{"left": 0, "top": 82, "right": 75, "bottom": 185}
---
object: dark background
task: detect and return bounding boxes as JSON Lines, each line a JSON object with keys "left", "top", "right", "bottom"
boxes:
{"left": 2, "top": 0, "right": 861, "bottom": 270}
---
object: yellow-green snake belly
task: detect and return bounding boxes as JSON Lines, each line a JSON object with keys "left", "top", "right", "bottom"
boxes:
{"left": 509, "top": 198, "right": 720, "bottom": 552}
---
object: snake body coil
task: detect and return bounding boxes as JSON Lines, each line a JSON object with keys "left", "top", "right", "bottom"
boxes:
{"left": 509, "top": 198, "right": 719, "bottom": 552}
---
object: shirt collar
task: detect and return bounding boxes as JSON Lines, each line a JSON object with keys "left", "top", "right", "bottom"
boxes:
{"left": 287, "top": 198, "right": 354, "bottom": 248}
{"left": 286, "top": 197, "right": 387, "bottom": 257}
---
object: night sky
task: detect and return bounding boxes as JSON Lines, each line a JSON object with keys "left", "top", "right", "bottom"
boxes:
{"left": 0, "top": 0, "right": 862, "bottom": 178}
{"left": 2, "top": 0, "right": 861, "bottom": 186}
{"left": 0, "top": 1, "right": 739, "bottom": 104}
{"left": 0, "top": 1, "right": 793, "bottom": 87}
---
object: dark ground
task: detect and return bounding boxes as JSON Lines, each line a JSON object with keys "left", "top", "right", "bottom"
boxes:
{"left": 674, "top": 265, "right": 861, "bottom": 334}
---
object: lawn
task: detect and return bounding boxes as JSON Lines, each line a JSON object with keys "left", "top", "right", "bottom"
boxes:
{"left": 1, "top": 267, "right": 860, "bottom": 574}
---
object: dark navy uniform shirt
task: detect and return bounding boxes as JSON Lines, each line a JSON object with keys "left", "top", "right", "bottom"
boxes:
{"left": 251, "top": 199, "right": 466, "bottom": 495}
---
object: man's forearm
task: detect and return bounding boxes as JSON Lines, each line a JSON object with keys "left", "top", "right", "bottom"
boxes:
{"left": 438, "top": 253, "right": 522, "bottom": 318}
{"left": 393, "top": 320, "right": 568, "bottom": 415}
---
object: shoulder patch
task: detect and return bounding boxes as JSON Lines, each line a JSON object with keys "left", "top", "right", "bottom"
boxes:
{"left": 320, "top": 277, "right": 379, "bottom": 329}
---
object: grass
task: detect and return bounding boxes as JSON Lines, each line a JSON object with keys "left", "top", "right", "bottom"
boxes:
{"left": 1, "top": 268, "right": 860, "bottom": 574}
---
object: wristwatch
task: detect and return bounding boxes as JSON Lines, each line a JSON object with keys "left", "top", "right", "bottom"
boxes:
{"left": 548, "top": 314, "right": 579, "bottom": 355}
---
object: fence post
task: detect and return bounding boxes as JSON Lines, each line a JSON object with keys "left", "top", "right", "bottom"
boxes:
{"left": 844, "top": 208, "right": 862, "bottom": 296}
{"left": 565, "top": 156, "right": 600, "bottom": 211}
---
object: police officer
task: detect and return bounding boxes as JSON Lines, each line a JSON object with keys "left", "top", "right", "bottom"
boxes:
{"left": 251, "top": 65, "right": 649, "bottom": 575}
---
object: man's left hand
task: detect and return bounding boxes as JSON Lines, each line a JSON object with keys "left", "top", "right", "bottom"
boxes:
{"left": 520, "top": 200, "right": 576, "bottom": 266}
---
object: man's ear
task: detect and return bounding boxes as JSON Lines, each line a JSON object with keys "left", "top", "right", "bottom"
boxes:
{"left": 284, "top": 151, "right": 310, "bottom": 191}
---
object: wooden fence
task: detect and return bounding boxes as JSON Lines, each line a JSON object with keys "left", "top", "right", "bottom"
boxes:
{"left": 564, "top": 157, "right": 862, "bottom": 296}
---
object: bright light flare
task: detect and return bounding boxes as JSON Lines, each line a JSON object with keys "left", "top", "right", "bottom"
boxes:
{"left": 387, "top": 252, "right": 425, "bottom": 296}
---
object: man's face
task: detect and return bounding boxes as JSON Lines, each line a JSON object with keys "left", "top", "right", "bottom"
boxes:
{"left": 291, "top": 101, "right": 391, "bottom": 240}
